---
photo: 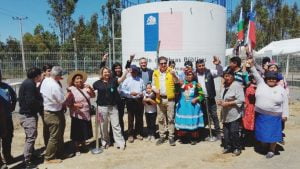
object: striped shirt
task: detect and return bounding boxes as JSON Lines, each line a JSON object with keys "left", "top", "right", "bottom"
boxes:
{"left": 234, "top": 69, "right": 249, "bottom": 86}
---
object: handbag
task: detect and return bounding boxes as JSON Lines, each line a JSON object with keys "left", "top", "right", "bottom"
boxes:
{"left": 76, "top": 87, "right": 96, "bottom": 115}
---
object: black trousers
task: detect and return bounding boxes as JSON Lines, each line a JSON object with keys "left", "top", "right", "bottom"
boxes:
{"left": 2, "top": 116, "right": 13, "bottom": 158}
{"left": 202, "top": 97, "right": 221, "bottom": 133}
{"left": 145, "top": 112, "right": 157, "bottom": 136}
{"left": 126, "top": 98, "right": 144, "bottom": 136}
{"left": 223, "top": 118, "right": 241, "bottom": 150}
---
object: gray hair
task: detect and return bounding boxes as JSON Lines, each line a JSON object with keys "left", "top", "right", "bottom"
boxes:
{"left": 51, "top": 66, "right": 64, "bottom": 77}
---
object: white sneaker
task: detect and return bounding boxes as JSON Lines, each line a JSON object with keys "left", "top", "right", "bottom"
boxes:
{"left": 150, "top": 136, "right": 156, "bottom": 142}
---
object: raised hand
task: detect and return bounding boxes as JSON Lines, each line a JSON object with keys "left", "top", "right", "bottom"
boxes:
{"left": 213, "top": 56, "right": 221, "bottom": 65}
{"left": 246, "top": 58, "right": 254, "bottom": 68}
{"left": 130, "top": 54, "right": 135, "bottom": 61}
{"left": 102, "top": 53, "right": 109, "bottom": 62}
{"left": 170, "top": 69, "right": 176, "bottom": 76}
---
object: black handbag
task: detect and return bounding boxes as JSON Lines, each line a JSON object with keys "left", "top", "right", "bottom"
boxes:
{"left": 76, "top": 87, "right": 96, "bottom": 115}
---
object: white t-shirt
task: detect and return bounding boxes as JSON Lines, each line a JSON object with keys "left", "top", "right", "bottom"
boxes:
{"left": 159, "top": 72, "right": 167, "bottom": 96}
{"left": 143, "top": 91, "right": 157, "bottom": 113}
{"left": 197, "top": 74, "right": 207, "bottom": 96}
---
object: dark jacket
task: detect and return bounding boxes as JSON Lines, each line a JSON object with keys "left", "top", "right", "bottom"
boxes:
{"left": 0, "top": 82, "right": 17, "bottom": 115}
{"left": 204, "top": 69, "right": 217, "bottom": 98}
{"left": 18, "top": 79, "right": 43, "bottom": 116}
{"left": 138, "top": 68, "right": 153, "bottom": 84}
{"left": 195, "top": 69, "right": 216, "bottom": 98}
{"left": 0, "top": 101, "right": 7, "bottom": 137}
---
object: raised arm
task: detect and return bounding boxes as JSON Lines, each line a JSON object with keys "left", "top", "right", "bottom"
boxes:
{"left": 282, "top": 89, "right": 289, "bottom": 119}
{"left": 125, "top": 54, "right": 135, "bottom": 69}
{"left": 211, "top": 56, "right": 223, "bottom": 78}
{"left": 99, "top": 53, "right": 108, "bottom": 69}
{"left": 170, "top": 68, "right": 179, "bottom": 84}
{"left": 117, "top": 68, "right": 129, "bottom": 84}
{"left": 247, "top": 58, "right": 264, "bottom": 85}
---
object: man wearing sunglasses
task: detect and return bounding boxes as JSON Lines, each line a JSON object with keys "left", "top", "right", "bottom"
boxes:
{"left": 152, "top": 56, "right": 179, "bottom": 146}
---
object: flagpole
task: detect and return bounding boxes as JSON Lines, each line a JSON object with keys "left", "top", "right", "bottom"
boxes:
{"left": 247, "top": 1, "right": 253, "bottom": 53}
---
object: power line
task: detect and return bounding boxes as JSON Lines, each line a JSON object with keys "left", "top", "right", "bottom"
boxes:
{"left": 0, "top": 7, "right": 26, "bottom": 18}
{"left": 0, "top": 10, "right": 14, "bottom": 18}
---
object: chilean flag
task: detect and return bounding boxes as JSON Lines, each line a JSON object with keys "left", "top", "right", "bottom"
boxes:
{"left": 246, "top": 1, "right": 256, "bottom": 51}
{"left": 144, "top": 12, "right": 183, "bottom": 52}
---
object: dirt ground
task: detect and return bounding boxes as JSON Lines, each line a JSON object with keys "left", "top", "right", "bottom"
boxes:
{"left": 6, "top": 100, "right": 300, "bottom": 169}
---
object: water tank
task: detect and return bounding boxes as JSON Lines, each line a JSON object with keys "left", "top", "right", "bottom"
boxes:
{"left": 121, "top": 1, "right": 226, "bottom": 70}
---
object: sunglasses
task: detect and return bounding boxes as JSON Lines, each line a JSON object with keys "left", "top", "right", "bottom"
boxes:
{"left": 159, "top": 62, "right": 167, "bottom": 65}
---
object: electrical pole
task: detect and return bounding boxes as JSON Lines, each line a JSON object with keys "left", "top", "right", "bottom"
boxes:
{"left": 72, "top": 38, "right": 78, "bottom": 70}
{"left": 112, "top": 8, "right": 123, "bottom": 64}
{"left": 112, "top": 13, "right": 115, "bottom": 64}
{"left": 12, "top": 16, "right": 28, "bottom": 73}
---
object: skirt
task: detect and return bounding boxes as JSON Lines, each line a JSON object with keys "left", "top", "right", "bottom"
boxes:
{"left": 255, "top": 112, "right": 282, "bottom": 143}
{"left": 71, "top": 117, "right": 93, "bottom": 142}
{"left": 175, "top": 98, "right": 204, "bottom": 131}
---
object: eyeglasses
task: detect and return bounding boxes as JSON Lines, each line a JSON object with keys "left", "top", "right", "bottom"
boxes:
{"left": 266, "top": 78, "right": 277, "bottom": 81}
{"left": 159, "top": 62, "right": 167, "bottom": 65}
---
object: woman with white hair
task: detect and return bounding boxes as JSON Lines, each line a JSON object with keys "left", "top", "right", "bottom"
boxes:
{"left": 93, "top": 66, "right": 128, "bottom": 150}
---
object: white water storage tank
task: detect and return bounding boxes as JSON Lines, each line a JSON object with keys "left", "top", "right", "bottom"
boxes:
{"left": 121, "top": 1, "right": 226, "bottom": 70}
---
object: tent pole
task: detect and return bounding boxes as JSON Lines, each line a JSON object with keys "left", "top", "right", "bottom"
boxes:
{"left": 285, "top": 54, "right": 290, "bottom": 80}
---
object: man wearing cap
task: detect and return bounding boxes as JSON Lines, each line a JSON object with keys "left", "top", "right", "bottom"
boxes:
{"left": 18, "top": 67, "right": 43, "bottom": 168}
{"left": 152, "top": 56, "right": 179, "bottom": 146}
{"left": 121, "top": 65, "right": 145, "bottom": 143}
{"left": 40, "top": 66, "right": 66, "bottom": 163}
{"left": 195, "top": 57, "right": 223, "bottom": 139}
{"left": 178, "top": 60, "right": 195, "bottom": 82}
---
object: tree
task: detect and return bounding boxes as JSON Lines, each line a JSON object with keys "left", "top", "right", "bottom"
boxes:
{"left": 228, "top": 0, "right": 300, "bottom": 50}
{"left": 100, "top": 0, "right": 122, "bottom": 59}
{"left": 47, "top": 0, "right": 78, "bottom": 44}
{"left": 0, "top": 41, "right": 5, "bottom": 52}
{"left": 34, "top": 24, "right": 45, "bottom": 35}
{"left": 5, "top": 37, "right": 20, "bottom": 53}
{"left": 289, "top": 3, "right": 300, "bottom": 38}
{"left": 22, "top": 24, "right": 60, "bottom": 52}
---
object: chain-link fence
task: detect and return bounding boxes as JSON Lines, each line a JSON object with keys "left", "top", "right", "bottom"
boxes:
{"left": 0, "top": 51, "right": 122, "bottom": 79}
{"left": 1, "top": 51, "right": 300, "bottom": 86}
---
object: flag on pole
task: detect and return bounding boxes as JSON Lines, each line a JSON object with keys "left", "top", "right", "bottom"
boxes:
{"left": 237, "top": 7, "right": 244, "bottom": 42}
{"left": 246, "top": 1, "right": 256, "bottom": 51}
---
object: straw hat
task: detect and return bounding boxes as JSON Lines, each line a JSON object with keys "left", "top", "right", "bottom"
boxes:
{"left": 67, "top": 70, "right": 88, "bottom": 86}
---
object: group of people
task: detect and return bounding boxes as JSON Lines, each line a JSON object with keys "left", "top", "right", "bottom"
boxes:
{"left": 0, "top": 53, "right": 289, "bottom": 169}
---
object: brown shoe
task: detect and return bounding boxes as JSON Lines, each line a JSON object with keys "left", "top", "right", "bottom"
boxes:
{"left": 44, "top": 159, "right": 62, "bottom": 164}
{"left": 128, "top": 136, "right": 134, "bottom": 143}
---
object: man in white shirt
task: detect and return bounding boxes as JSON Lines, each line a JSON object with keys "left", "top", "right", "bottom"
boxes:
{"left": 40, "top": 66, "right": 65, "bottom": 164}
{"left": 195, "top": 57, "right": 223, "bottom": 139}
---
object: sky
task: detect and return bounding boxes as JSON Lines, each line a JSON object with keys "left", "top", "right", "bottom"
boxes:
{"left": 0, "top": 0, "right": 299, "bottom": 42}
{"left": 0, "top": 0, "right": 105, "bottom": 42}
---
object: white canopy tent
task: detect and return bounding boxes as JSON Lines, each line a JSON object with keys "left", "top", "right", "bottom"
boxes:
{"left": 255, "top": 38, "right": 300, "bottom": 78}
{"left": 255, "top": 38, "right": 300, "bottom": 57}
